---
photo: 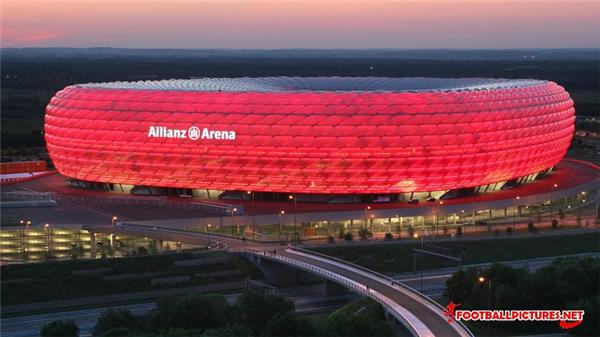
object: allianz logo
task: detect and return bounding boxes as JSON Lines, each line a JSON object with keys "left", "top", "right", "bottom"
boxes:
{"left": 147, "top": 126, "right": 236, "bottom": 141}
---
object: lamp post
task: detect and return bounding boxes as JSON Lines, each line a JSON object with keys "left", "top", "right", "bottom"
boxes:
{"left": 414, "top": 233, "right": 424, "bottom": 291}
{"left": 289, "top": 195, "right": 297, "bottom": 244}
{"left": 513, "top": 196, "right": 520, "bottom": 230}
{"left": 278, "top": 210, "right": 285, "bottom": 242}
{"left": 437, "top": 201, "right": 444, "bottom": 237}
{"left": 44, "top": 223, "right": 51, "bottom": 252}
{"left": 230, "top": 208, "right": 238, "bottom": 236}
{"left": 479, "top": 276, "right": 493, "bottom": 335}
{"left": 112, "top": 216, "right": 118, "bottom": 227}
{"left": 550, "top": 183, "right": 558, "bottom": 221}
{"left": 364, "top": 206, "right": 371, "bottom": 230}
{"left": 578, "top": 191, "right": 586, "bottom": 227}
{"left": 247, "top": 191, "right": 256, "bottom": 241}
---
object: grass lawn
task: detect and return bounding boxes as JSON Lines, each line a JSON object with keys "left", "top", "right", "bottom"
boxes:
{"left": 311, "top": 232, "right": 600, "bottom": 274}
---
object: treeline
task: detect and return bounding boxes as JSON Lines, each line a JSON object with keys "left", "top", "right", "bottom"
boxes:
{"left": 444, "top": 257, "right": 600, "bottom": 336}
{"left": 42, "top": 293, "right": 392, "bottom": 337}
{"left": 2, "top": 54, "right": 598, "bottom": 150}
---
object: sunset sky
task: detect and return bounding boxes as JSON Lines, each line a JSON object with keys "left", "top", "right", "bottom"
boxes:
{"left": 2, "top": 0, "right": 599, "bottom": 49}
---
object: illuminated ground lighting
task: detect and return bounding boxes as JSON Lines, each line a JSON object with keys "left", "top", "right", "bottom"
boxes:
{"left": 45, "top": 77, "right": 574, "bottom": 194}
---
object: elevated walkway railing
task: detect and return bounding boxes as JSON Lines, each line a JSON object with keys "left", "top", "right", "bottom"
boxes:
{"left": 287, "top": 245, "right": 474, "bottom": 337}
{"left": 114, "top": 222, "right": 222, "bottom": 250}
{"left": 230, "top": 247, "right": 433, "bottom": 337}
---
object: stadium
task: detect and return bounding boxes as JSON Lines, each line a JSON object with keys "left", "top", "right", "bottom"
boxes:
{"left": 44, "top": 77, "right": 575, "bottom": 202}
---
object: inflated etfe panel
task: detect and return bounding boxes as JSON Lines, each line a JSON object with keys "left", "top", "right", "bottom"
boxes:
{"left": 45, "top": 77, "right": 575, "bottom": 194}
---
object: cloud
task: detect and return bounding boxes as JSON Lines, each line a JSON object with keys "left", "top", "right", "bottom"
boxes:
{"left": 2, "top": 28, "right": 66, "bottom": 46}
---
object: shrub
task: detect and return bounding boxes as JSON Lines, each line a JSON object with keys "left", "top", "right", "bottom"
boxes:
{"left": 41, "top": 320, "right": 79, "bottom": 337}
{"left": 358, "top": 228, "right": 372, "bottom": 240}
{"left": 552, "top": 219, "right": 558, "bottom": 229}
{"left": 384, "top": 232, "right": 393, "bottom": 240}
{"left": 506, "top": 226, "right": 514, "bottom": 235}
{"left": 337, "top": 228, "right": 345, "bottom": 239}
{"left": 235, "top": 292, "right": 294, "bottom": 334}
{"left": 92, "top": 308, "right": 139, "bottom": 337}
{"left": 327, "top": 235, "right": 335, "bottom": 243}
{"left": 407, "top": 225, "right": 415, "bottom": 238}
{"left": 343, "top": 232, "right": 353, "bottom": 241}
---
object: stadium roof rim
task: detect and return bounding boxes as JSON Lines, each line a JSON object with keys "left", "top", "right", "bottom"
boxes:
{"left": 76, "top": 76, "right": 549, "bottom": 93}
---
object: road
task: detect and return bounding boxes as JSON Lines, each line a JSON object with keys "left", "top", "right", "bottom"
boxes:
{"left": 16, "top": 223, "right": 596, "bottom": 337}
{"left": 0, "top": 285, "right": 358, "bottom": 337}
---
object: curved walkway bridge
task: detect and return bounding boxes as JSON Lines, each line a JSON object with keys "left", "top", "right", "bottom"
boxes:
{"left": 104, "top": 223, "right": 474, "bottom": 337}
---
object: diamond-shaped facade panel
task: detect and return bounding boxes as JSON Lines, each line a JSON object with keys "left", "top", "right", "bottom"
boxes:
{"left": 44, "top": 77, "right": 575, "bottom": 194}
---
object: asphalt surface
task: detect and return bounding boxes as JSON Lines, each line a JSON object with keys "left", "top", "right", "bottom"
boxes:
{"left": 1, "top": 285, "right": 358, "bottom": 337}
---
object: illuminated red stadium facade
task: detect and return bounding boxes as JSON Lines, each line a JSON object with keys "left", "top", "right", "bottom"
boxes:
{"left": 45, "top": 77, "right": 574, "bottom": 195}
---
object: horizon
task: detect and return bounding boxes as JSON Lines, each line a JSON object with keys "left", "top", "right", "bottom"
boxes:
{"left": 3, "top": 1, "right": 599, "bottom": 49}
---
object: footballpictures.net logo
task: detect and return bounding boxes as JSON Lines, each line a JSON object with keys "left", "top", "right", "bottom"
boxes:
{"left": 444, "top": 301, "right": 585, "bottom": 329}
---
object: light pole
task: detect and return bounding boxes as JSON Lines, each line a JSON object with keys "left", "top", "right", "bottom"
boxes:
{"left": 364, "top": 206, "right": 371, "bottom": 230}
{"left": 247, "top": 191, "right": 256, "bottom": 241}
{"left": 513, "top": 196, "right": 520, "bottom": 230}
{"left": 578, "top": 191, "right": 586, "bottom": 227}
{"left": 550, "top": 183, "right": 558, "bottom": 221}
{"left": 44, "top": 223, "right": 51, "bottom": 252}
{"left": 414, "top": 233, "right": 424, "bottom": 291}
{"left": 112, "top": 216, "right": 118, "bottom": 227}
{"left": 230, "top": 208, "right": 238, "bottom": 236}
{"left": 289, "top": 195, "right": 297, "bottom": 244}
{"left": 479, "top": 276, "right": 492, "bottom": 335}
{"left": 278, "top": 210, "right": 285, "bottom": 242}
{"left": 437, "top": 201, "right": 444, "bottom": 237}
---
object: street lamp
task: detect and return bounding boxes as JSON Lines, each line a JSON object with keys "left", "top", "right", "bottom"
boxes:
{"left": 550, "top": 183, "right": 558, "bottom": 221}
{"left": 247, "top": 191, "right": 256, "bottom": 241}
{"left": 278, "top": 210, "right": 285, "bottom": 241}
{"left": 364, "top": 206, "right": 371, "bottom": 230}
{"left": 414, "top": 232, "right": 424, "bottom": 291}
{"left": 44, "top": 223, "right": 51, "bottom": 252}
{"left": 112, "top": 216, "right": 118, "bottom": 227}
{"left": 289, "top": 195, "right": 297, "bottom": 244}
{"left": 512, "top": 196, "right": 520, "bottom": 230}
{"left": 230, "top": 208, "right": 238, "bottom": 236}
{"left": 479, "top": 276, "right": 493, "bottom": 334}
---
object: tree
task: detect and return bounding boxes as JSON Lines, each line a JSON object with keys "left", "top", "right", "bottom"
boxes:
{"left": 92, "top": 308, "right": 139, "bottom": 337}
{"left": 343, "top": 231, "right": 353, "bottom": 241}
{"left": 324, "top": 299, "right": 392, "bottom": 337}
{"left": 444, "top": 268, "right": 478, "bottom": 304}
{"left": 41, "top": 320, "right": 79, "bottom": 337}
{"left": 568, "top": 296, "right": 599, "bottom": 337}
{"left": 234, "top": 292, "right": 294, "bottom": 334}
{"left": 407, "top": 225, "right": 415, "bottom": 238}
{"left": 201, "top": 324, "right": 254, "bottom": 337}
{"left": 153, "top": 294, "right": 229, "bottom": 330}
{"left": 358, "top": 227, "right": 372, "bottom": 240}
{"left": 558, "top": 208, "right": 565, "bottom": 223}
{"left": 337, "top": 228, "right": 345, "bottom": 239}
{"left": 264, "top": 312, "right": 317, "bottom": 337}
